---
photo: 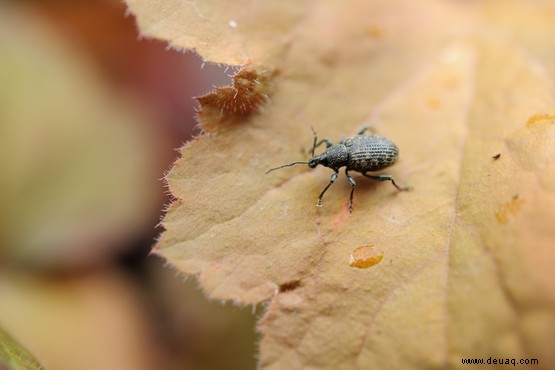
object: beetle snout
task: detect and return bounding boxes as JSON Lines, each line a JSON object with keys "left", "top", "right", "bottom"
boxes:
{"left": 308, "top": 158, "right": 318, "bottom": 168}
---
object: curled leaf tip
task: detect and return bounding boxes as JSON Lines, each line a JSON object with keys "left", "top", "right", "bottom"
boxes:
{"left": 196, "top": 67, "right": 274, "bottom": 122}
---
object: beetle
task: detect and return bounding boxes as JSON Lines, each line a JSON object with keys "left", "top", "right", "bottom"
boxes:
{"left": 266, "top": 127, "right": 410, "bottom": 212}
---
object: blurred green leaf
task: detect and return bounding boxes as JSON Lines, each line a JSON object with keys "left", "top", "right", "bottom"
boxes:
{"left": 0, "top": 326, "right": 42, "bottom": 370}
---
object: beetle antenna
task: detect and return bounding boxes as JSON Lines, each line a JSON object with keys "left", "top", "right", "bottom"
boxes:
{"left": 265, "top": 161, "right": 309, "bottom": 174}
{"left": 311, "top": 126, "right": 318, "bottom": 157}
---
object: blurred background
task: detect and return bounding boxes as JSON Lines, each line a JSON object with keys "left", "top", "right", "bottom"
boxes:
{"left": 0, "top": 1, "right": 258, "bottom": 369}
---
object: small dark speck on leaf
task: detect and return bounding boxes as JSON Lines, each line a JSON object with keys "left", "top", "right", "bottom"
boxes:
{"left": 279, "top": 280, "right": 301, "bottom": 293}
{"left": 492, "top": 153, "right": 501, "bottom": 160}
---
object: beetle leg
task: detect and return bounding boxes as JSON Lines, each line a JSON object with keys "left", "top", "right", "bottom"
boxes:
{"left": 317, "top": 170, "right": 339, "bottom": 207}
{"left": 357, "top": 126, "right": 376, "bottom": 135}
{"left": 315, "top": 139, "right": 333, "bottom": 149}
{"left": 345, "top": 169, "right": 356, "bottom": 213}
{"left": 310, "top": 127, "right": 333, "bottom": 156}
{"left": 362, "top": 173, "right": 411, "bottom": 191}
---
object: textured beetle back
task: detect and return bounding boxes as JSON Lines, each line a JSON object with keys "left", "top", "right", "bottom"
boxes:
{"left": 344, "top": 135, "right": 398, "bottom": 172}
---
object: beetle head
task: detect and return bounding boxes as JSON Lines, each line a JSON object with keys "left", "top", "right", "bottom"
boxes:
{"left": 308, "top": 154, "right": 327, "bottom": 168}
{"left": 308, "top": 157, "right": 320, "bottom": 168}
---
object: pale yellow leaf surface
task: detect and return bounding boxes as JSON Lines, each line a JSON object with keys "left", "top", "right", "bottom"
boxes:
{"left": 127, "top": 0, "right": 555, "bottom": 369}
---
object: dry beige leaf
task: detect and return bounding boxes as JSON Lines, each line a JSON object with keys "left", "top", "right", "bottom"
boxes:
{"left": 127, "top": 0, "right": 555, "bottom": 368}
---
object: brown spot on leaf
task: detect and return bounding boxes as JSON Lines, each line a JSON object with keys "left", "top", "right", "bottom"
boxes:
{"left": 526, "top": 113, "right": 555, "bottom": 127}
{"left": 279, "top": 280, "right": 301, "bottom": 293}
{"left": 492, "top": 153, "right": 501, "bottom": 160}
{"left": 349, "top": 245, "right": 383, "bottom": 269}
{"left": 365, "top": 25, "right": 382, "bottom": 39}
{"left": 495, "top": 195, "right": 524, "bottom": 224}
